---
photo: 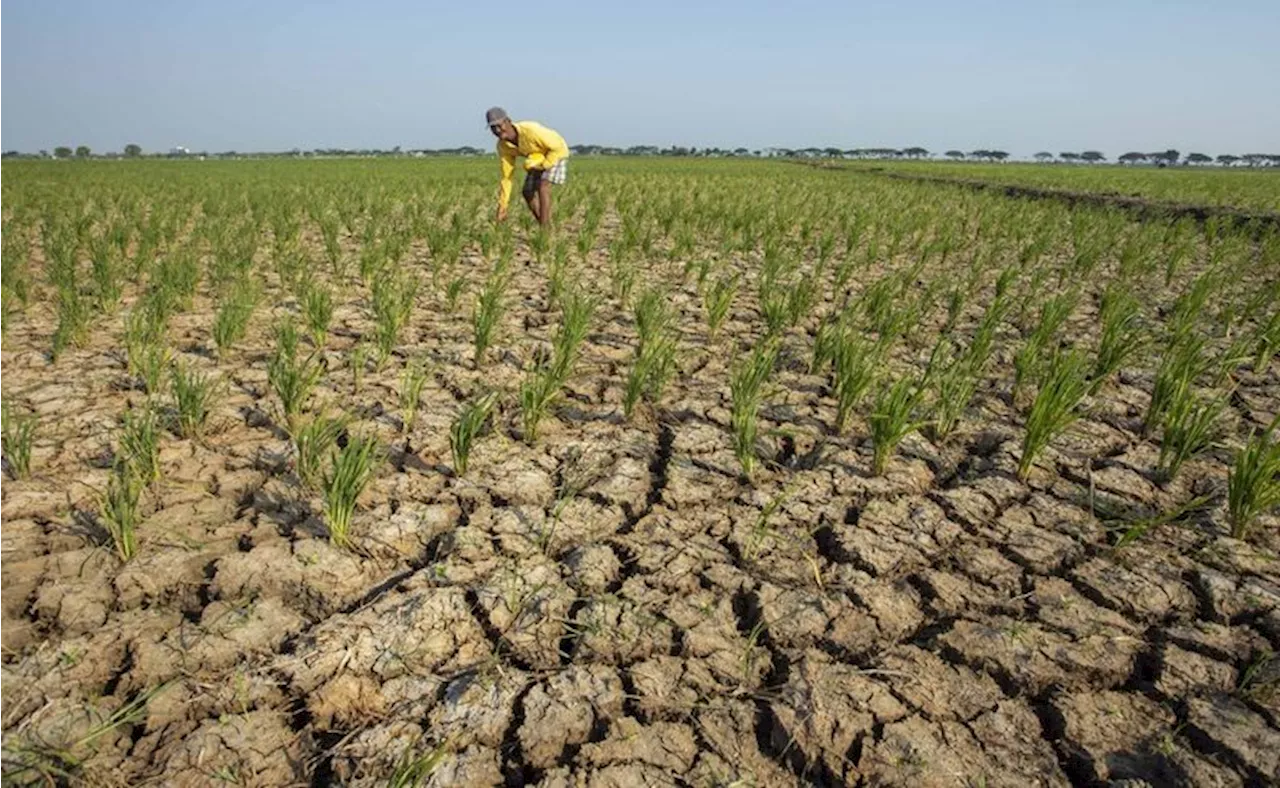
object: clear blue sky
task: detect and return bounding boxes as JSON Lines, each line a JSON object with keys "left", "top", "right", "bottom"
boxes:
{"left": 3, "top": 0, "right": 1277, "bottom": 156}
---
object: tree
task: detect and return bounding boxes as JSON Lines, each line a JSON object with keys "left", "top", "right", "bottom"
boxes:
{"left": 1119, "top": 152, "right": 1147, "bottom": 165}
{"left": 1059, "top": 152, "right": 1080, "bottom": 162}
{"left": 945, "top": 150, "right": 964, "bottom": 160}
{"left": 75, "top": 145, "right": 91, "bottom": 158}
{"left": 902, "top": 146, "right": 929, "bottom": 158}
{"left": 1185, "top": 152, "right": 1211, "bottom": 165}
{"left": 1216, "top": 154, "right": 1240, "bottom": 167}
{"left": 1149, "top": 149, "right": 1179, "bottom": 166}
{"left": 990, "top": 150, "right": 1009, "bottom": 161}
{"left": 1080, "top": 151, "right": 1105, "bottom": 163}
{"left": 53, "top": 146, "right": 72, "bottom": 159}
{"left": 1033, "top": 152, "right": 1054, "bottom": 162}
{"left": 124, "top": 143, "right": 142, "bottom": 157}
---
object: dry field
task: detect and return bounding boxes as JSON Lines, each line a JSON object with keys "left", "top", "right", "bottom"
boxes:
{"left": 2, "top": 158, "right": 1279, "bottom": 786}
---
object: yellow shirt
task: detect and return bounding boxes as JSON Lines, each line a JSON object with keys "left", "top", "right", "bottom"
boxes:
{"left": 497, "top": 120, "right": 569, "bottom": 210}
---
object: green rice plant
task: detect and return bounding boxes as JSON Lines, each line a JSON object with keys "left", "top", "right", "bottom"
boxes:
{"left": 519, "top": 359, "right": 559, "bottom": 443}
{"left": 351, "top": 342, "right": 369, "bottom": 394}
{"left": 701, "top": 273, "right": 742, "bottom": 337}
{"left": 1253, "top": 309, "right": 1280, "bottom": 372}
{"left": 1144, "top": 334, "right": 1209, "bottom": 434}
{"left": 444, "top": 275, "right": 467, "bottom": 312}
{"left": 118, "top": 406, "right": 161, "bottom": 484}
{"left": 2, "top": 401, "right": 37, "bottom": 480}
{"left": 372, "top": 272, "right": 419, "bottom": 366}
{"left": 832, "top": 331, "right": 881, "bottom": 434}
{"left": 1013, "top": 289, "right": 1078, "bottom": 397}
{"left": 268, "top": 320, "right": 323, "bottom": 434}
{"left": 1092, "top": 284, "right": 1145, "bottom": 391}
{"left": 301, "top": 282, "right": 334, "bottom": 348}
{"left": 51, "top": 283, "right": 90, "bottom": 360}
{"left": 760, "top": 290, "right": 790, "bottom": 336}
{"left": 633, "top": 287, "right": 673, "bottom": 352}
{"left": 89, "top": 245, "right": 124, "bottom": 314}
{"left": 1157, "top": 381, "right": 1228, "bottom": 481}
{"left": 868, "top": 375, "right": 927, "bottom": 476}
{"left": 211, "top": 281, "right": 260, "bottom": 356}
{"left": 100, "top": 461, "right": 143, "bottom": 561}
{"left": 610, "top": 254, "right": 637, "bottom": 304}
{"left": 1227, "top": 416, "right": 1280, "bottom": 539}
{"left": 450, "top": 392, "right": 497, "bottom": 475}
{"left": 810, "top": 312, "right": 844, "bottom": 374}
{"left": 322, "top": 432, "right": 383, "bottom": 548}
{"left": 551, "top": 288, "right": 596, "bottom": 382}
{"left": 386, "top": 740, "right": 449, "bottom": 788}
{"left": 927, "top": 336, "right": 984, "bottom": 440}
{"left": 399, "top": 357, "right": 430, "bottom": 432}
{"left": 547, "top": 239, "right": 572, "bottom": 307}
{"left": 1018, "top": 348, "right": 1093, "bottom": 480}
{"left": 293, "top": 413, "right": 346, "bottom": 490}
{"left": 170, "top": 362, "right": 218, "bottom": 439}
{"left": 623, "top": 335, "right": 678, "bottom": 419}
{"left": 730, "top": 341, "right": 778, "bottom": 478}
{"left": 472, "top": 271, "right": 508, "bottom": 365}
{"left": 785, "top": 276, "right": 817, "bottom": 327}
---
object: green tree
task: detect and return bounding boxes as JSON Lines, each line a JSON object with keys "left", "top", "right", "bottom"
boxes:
{"left": 53, "top": 146, "right": 72, "bottom": 159}
{"left": 124, "top": 143, "right": 142, "bottom": 157}
{"left": 1080, "top": 151, "right": 1105, "bottom": 163}
{"left": 75, "top": 145, "right": 91, "bottom": 158}
{"left": 1185, "top": 152, "right": 1211, "bottom": 165}
{"left": 945, "top": 150, "right": 964, "bottom": 159}
{"left": 1033, "top": 151, "right": 1054, "bottom": 162}
{"left": 1216, "top": 154, "right": 1240, "bottom": 166}
{"left": 1119, "top": 152, "right": 1147, "bottom": 164}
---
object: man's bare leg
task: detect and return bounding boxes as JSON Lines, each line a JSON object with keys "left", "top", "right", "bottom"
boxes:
{"left": 524, "top": 185, "right": 542, "bottom": 223}
{"left": 537, "top": 178, "right": 552, "bottom": 227}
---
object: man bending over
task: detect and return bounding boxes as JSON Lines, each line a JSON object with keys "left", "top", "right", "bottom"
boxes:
{"left": 486, "top": 106, "right": 569, "bottom": 227}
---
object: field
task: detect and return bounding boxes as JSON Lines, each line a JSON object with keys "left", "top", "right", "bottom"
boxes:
{"left": 844, "top": 160, "right": 1280, "bottom": 214}
{"left": 2, "top": 157, "right": 1279, "bottom": 786}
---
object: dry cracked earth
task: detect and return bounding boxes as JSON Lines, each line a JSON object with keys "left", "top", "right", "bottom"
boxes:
{"left": 3, "top": 201, "right": 1280, "bottom": 786}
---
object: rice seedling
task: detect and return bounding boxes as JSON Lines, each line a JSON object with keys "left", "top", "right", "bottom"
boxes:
{"left": 1018, "top": 348, "right": 1093, "bottom": 479}
{"left": 211, "top": 281, "right": 260, "bottom": 356}
{"left": 321, "top": 432, "right": 383, "bottom": 548}
{"left": 293, "top": 413, "right": 346, "bottom": 490}
{"left": 444, "top": 275, "right": 467, "bottom": 312}
{"left": 99, "top": 461, "right": 143, "bottom": 561}
{"left": 1144, "top": 334, "right": 1209, "bottom": 434}
{"left": 301, "top": 282, "right": 334, "bottom": 348}
{"left": 706, "top": 273, "right": 737, "bottom": 342}
{"left": 1228, "top": 416, "right": 1280, "bottom": 539}
{"left": 623, "top": 333, "right": 679, "bottom": 418}
{"left": 1105, "top": 495, "right": 1211, "bottom": 550}
{"left": 1253, "top": 309, "right": 1280, "bottom": 372}
{"left": 450, "top": 392, "right": 497, "bottom": 475}
{"left": 51, "top": 283, "right": 90, "bottom": 360}
{"left": 268, "top": 320, "right": 323, "bottom": 434}
{"left": 633, "top": 287, "right": 673, "bottom": 352}
{"left": 785, "top": 276, "right": 817, "bottom": 327}
{"left": 760, "top": 290, "right": 790, "bottom": 337}
{"left": 730, "top": 341, "right": 778, "bottom": 478}
{"left": 520, "top": 358, "right": 559, "bottom": 444}
{"left": 832, "top": 331, "right": 881, "bottom": 434}
{"left": 1157, "top": 380, "right": 1228, "bottom": 481}
{"left": 868, "top": 374, "right": 927, "bottom": 476}
{"left": 386, "top": 740, "right": 449, "bottom": 788}
{"left": 2, "top": 401, "right": 37, "bottom": 480}
{"left": 1091, "top": 284, "right": 1145, "bottom": 391}
{"left": 350, "top": 342, "right": 369, "bottom": 394}
{"left": 372, "top": 271, "right": 419, "bottom": 366}
{"left": 170, "top": 361, "right": 218, "bottom": 439}
{"left": 399, "top": 357, "right": 430, "bottom": 432}
{"left": 551, "top": 288, "right": 596, "bottom": 382}
{"left": 926, "top": 336, "right": 985, "bottom": 440}
{"left": 1013, "top": 289, "right": 1078, "bottom": 397}
{"left": 472, "top": 270, "right": 508, "bottom": 365}
{"left": 118, "top": 406, "right": 161, "bottom": 484}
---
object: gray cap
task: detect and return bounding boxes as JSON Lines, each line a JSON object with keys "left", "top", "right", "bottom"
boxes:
{"left": 485, "top": 107, "right": 509, "bottom": 126}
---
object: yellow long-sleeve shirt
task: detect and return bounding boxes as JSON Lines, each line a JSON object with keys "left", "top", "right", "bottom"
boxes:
{"left": 497, "top": 120, "right": 569, "bottom": 210}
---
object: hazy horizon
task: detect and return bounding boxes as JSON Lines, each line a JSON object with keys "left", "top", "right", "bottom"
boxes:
{"left": 3, "top": 0, "right": 1278, "bottom": 157}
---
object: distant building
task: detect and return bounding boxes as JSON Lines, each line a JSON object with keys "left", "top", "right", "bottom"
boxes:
{"left": 169, "top": 146, "right": 191, "bottom": 156}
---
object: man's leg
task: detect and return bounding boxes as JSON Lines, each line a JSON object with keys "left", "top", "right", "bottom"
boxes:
{"left": 537, "top": 177, "right": 552, "bottom": 227}
{"left": 522, "top": 173, "right": 542, "bottom": 222}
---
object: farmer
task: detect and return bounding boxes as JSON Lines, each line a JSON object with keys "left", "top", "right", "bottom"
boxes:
{"left": 486, "top": 107, "right": 569, "bottom": 227}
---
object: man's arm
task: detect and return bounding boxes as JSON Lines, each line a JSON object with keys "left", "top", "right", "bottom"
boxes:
{"left": 497, "top": 146, "right": 516, "bottom": 220}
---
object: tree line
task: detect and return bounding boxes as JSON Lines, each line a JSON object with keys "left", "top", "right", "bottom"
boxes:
{"left": 4, "top": 144, "right": 1278, "bottom": 167}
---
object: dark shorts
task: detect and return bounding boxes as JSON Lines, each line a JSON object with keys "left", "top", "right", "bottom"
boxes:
{"left": 522, "top": 160, "right": 568, "bottom": 198}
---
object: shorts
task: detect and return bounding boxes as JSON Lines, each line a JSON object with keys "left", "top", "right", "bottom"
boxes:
{"left": 523, "top": 159, "right": 568, "bottom": 198}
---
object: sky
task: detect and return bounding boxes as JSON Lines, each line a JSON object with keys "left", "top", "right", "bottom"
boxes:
{"left": 3, "top": 0, "right": 1278, "bottom": 157}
